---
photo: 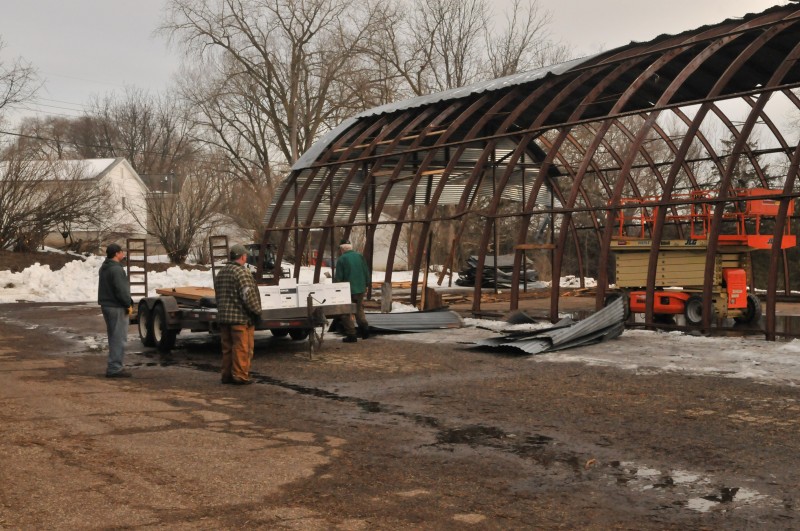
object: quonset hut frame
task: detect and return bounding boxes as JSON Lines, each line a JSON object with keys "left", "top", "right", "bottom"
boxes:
{"left": 261, "top": 4, "right": 800, "bottom": 340}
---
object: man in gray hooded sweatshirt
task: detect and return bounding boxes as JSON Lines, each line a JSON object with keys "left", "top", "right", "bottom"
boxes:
{"left": 97, "top": 243, "right": 134, "bottom": 377}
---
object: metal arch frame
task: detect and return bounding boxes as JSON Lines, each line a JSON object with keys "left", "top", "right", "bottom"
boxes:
{"left": 337, "top": 104, "right": 447, "bottom": 281}
{"left": 767, "top": 141, "right": 800, "bottom": 340}
{"left": 299, "top": 109, "right": 419, "bottom": 283}
{"left": 262, "top": 4, "right": 800, "bottom": 340}
{"left": 400, "top": 88, "right": 531, "bottom": 303}
{"left": 293, "top": 114, "right": 392, "bottom": 278}
{"left": 262, "top": 116, "right": 376, "bottom": 280}
{"left": 354, "top": 99, "right": 477, "bottom": 295}
{"left": 437, "top": 66, "right": 618, "bottom": 310}
{"left": 476, "top": 56, "right": 654, "bottom": 315}
{"left": 552, "top": 30, "right": 714, "bottom": 321}
{"left": 701, "top": 39, "right": 800, "bottom": 329}
{"left": 640, "top": 17, "right": 800, "bottom": 325}
{"left": 596, "top": 15, "right": 796, "bottom": 323}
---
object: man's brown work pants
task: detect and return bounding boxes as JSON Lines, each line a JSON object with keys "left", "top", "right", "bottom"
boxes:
{"left": 220, "top": 324, "right": 255, "bottom": 382}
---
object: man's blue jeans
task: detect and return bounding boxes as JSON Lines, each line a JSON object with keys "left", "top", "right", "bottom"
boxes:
{"left": 101, "top": 306, "right": 129, "bottom": 375}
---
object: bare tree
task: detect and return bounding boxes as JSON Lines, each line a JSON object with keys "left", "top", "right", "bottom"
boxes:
{"left": 131, "top": 161, "right": 226, "bottom": 263}
{"left": 365, "top": 0, "right": 568, "bottom": 96}
{"left": 411, "top": 0, "right": 488, "bottom": 92}
{"left": 14, "top": 87, "right": 199, "bottom": 181}
{"left": 87, "top": 87, "right": 198, "bottom": 176}
{"left": 486, "top": 0, "right": 569, "bottom": 78}
{"left": 163, "top": 0, "right": 385, "bottom": 168}
{"left": 0, "top": 149, "right": 113, "bottom": 251}
{"left": 15, "top": 116, "right": 78, "bottom": 159}
{"left": 0, "top": 38, "right": 39, "bottom": 126}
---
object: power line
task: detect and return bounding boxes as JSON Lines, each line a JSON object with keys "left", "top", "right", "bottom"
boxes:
{"left": 10, "top": 105, "right": 83, "bottom": 120}
{"left": 17, "top": 102, "right": 85, "bottom": 116}
{"left": 28, "top": 100, "right": 88, "bottom": 114}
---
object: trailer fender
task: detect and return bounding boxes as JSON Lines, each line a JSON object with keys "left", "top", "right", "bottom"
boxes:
{"left": 138, "top": 296, "right": 161, "bottom": 313}
{"left": 154, "top": 296, "right": 182, "bottom": 328}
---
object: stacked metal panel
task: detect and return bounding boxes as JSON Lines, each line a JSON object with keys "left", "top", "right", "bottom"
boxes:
{"left": 474, "top": 297, "right": 626, "bottom": 354}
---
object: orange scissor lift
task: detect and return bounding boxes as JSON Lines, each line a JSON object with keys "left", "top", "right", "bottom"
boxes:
{"left": 609, "top": 188, "right": 795, "bottom": 325}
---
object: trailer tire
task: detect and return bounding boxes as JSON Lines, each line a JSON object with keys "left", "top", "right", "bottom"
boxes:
{"left": 289, "top": 328, "right": 309, "bottom": 341}
{"left": 138, "top": 302, "right": 156, "bottom": 347}
{"left": 270, "top": 329, "right": 289, "bottom": 337}
{"left": 684, "top": 295, "right": 715, "bottom": 326}
{"left": 734, "top": 293, "right": 762, "bottom": 325}
{"left": 153, "top": 303, "right": 178, "bottom": 352}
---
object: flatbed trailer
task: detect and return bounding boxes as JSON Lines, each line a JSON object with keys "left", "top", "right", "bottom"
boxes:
{"left": 134, "top": 286, "right": 355, "bottom": 355}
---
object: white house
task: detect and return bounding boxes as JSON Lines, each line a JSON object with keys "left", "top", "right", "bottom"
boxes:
{"left": 41, "top": 158, "right": 149, "bottom": 249}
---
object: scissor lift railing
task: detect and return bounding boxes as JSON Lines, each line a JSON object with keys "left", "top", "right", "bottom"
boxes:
{"left": 613, "top": 188, "right": 796, "bottom": 249}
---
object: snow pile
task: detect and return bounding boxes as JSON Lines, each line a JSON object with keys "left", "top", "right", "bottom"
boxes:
{"left": 560, "top": 275, "right": 597, "bottom": 288}
{"left": 0, "top": 256, "right": 599, "bottom": 304}
{"left": 0, "top": 257, "right": 215, "bottom": 303}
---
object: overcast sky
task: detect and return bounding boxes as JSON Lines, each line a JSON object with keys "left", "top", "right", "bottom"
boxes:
{"left": 0, "top": 0, "right": 792, "bottom": 125}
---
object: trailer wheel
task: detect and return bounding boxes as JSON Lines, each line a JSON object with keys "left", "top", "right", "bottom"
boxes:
{"left": 138, "top": 302, "right": 156, "bottom": 347}
{"left": 684, "top": 295, "right": 715, "bottom": 326}
{"left": 270, "top": 329, "right": 289, "bottom": 338}
{"left": 734, "top": 293, "right": 762, "bottom": 325}
{"left": 153, "top": 303, "right": 178, "bottom": 352}
{"left": 288, "top": 328, "right": 309, "bottom": 341}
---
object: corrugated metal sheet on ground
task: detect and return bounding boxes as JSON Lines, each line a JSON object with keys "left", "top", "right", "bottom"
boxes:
{"left": 474, "top": 297, "right": 625, "bottom": 354}
{"left": 366, "top": 310, "right": 464, "bottom": 332}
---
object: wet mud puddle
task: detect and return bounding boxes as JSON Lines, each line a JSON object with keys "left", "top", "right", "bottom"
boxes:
{"left": 129, "top": 350, "right": 783, "bottom": 516}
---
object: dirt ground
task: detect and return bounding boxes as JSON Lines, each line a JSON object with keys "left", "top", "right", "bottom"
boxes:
{"left": 1, "top": 300, "right": 799, "bottom": 530}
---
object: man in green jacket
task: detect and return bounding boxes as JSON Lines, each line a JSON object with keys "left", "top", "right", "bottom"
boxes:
{"left": 334, "top": 240, "right": 371, "bottom": 343}
{"left": 97, "top": 243, "right": 134, "bottom": 378}
{"left": 216, "top": 244, "right": 262, "bottom": 384}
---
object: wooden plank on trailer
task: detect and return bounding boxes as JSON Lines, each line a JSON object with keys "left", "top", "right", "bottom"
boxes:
{"left": 156, "top": 286, "right": 216, "bottom": 301}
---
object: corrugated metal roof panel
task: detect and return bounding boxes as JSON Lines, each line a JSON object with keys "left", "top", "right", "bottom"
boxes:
{"left": 292, "top": 56, "right": 598, "bottom": 171}
{"left": 366, "top": 310, "right": 464, "bottom": 332}
{"left": 474, "top": 297, "right": 625, "bottom": 354}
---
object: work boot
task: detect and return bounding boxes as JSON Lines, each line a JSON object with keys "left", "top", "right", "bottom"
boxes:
{"left": 359, "top": 327, "right": 370, "bottom": 340}
{"left": 342, "top": 335, "right": 358, "bottom": 343}
{"left": 106, "top": 370, "right": 132, "bottom": 378}
{"left": 231, "top": 378, "right": 253, "bottom": 385}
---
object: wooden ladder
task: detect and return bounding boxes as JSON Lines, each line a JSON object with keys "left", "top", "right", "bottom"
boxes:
{"left": 209, "top": 235, "right": 229, "bottom": 291}
{"left": 126, "top": 238, "right": 148, "bottom": 301}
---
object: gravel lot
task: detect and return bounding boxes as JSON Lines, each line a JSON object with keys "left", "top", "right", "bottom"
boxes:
{"left": 1, "top": 302, "right": 798, "bottom": 529}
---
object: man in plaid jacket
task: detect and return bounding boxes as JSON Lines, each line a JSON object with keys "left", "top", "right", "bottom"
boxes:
{"left": 216, "top": 244, "right": 262, "bottom": 385}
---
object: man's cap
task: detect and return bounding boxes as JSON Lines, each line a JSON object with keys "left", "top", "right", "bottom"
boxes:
{"left": 106, "top": 243, "right": 122, "bottom": 258}
{"left": 230, "top": 244, "right": 248, "bottom": 259}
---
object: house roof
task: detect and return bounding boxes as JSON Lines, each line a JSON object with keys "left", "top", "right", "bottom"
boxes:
{"left": 0, "top": 157, "right": 149, "bottom": 190}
